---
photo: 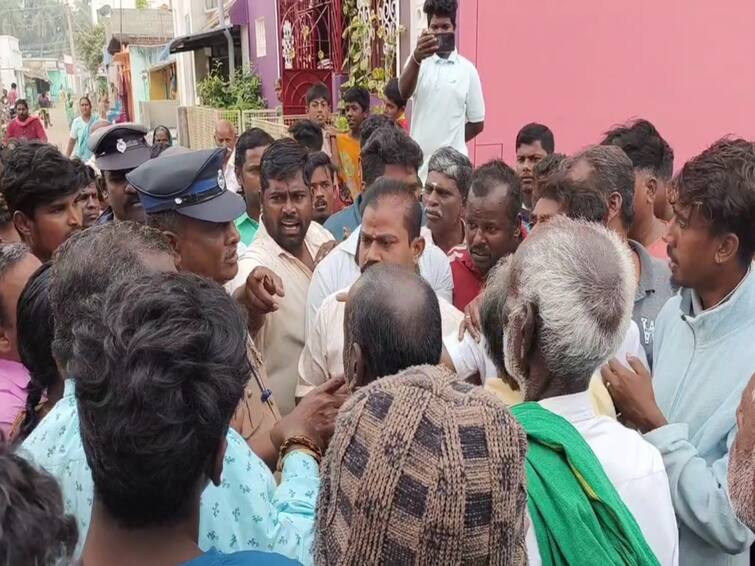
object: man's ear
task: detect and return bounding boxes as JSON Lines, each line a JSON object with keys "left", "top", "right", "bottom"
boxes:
{"left": 208, "top": 436, "right": 227, "bottom": 487}
{"left": 644, "top": 176, "right": 658, "bottom": 206}
{"left": 12, "top": 210, "right": 33, "bottom": 240}
{"left": 715, "top": 233, "right": 740, "bottom": 266}
{"left": 607, "top": 192, "right": 623, "bottom": 224}
{"left": 162, "top": 231, "right": 182, "bottom": 270}
{"left": 347, "top": 342, "right": 366, "bottom": 392}
{"left": 510, "top": 301, "right": 538, "bottom": 376}
{"left": 411, "top": 236, "right": 426, "bottom": 265}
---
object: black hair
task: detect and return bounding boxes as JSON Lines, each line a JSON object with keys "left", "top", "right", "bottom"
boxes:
{"left": 673, "top": 138, "right": 755, "bottom": 264}
{"left": 342, "top": 86, "right": 370, "bottom": 113}
{"left": 0, "top": 443, "right": 78, "bottom": 565}
{"left": 601, "top": 119, "right": 674, "bottom": 180}
{"left": 72, "top": 272, "right": 251, "bottom": 528}
{"left": 0, "top": 243, "right": 30, "bottom": 328}
{"left": 234, "top": 127, "right": 275, "bottom": 171}
{"left": 306, "top": 82, "right": 331, "bottom": 106}
{"left": 423, "top": 0, "right": 458, "bottom": 27}
{"left": 289, "top": 119, "right": 324, "bottom": 152}
{"left": 360, "top": 177, "right": 422, "bottom": 240}
{"left": 16, "top": 262, "right": 57, "bottom": 442}
{"left": 537, "top": 173, "right": 609, "bottom": 224}
{"left": 0, "top": 142, "right": 77, "bottom": 218}
{"left": 71, "top": 158, "right": 96, "bottom": 190}
{"left": 567, "top": 145, "right": 635, "bottom": 228}
{"left": 260, "top": 138, "right": 310, "bottom": 191}
{"left": 0, "top": 193, "right": 11, "bottom": 229}
{"left": 361, "top": 127, "right": 423, "bottom": 187}
{"left": 359, "top": 114, "right": 397, "bottom": 148}
{"left": 152, "top": 125, "right": 173, "bottom": 146}
{"left": 515, "top": 123, "right": 555, "bottom": 153}
{"left": 14, "top": 98, "right": 28, "bottom": 110}
{"left": 346, "top": 264, "right": 442, "bottom": 384}
{"left": 532, "top": 152, "right": 566, "bottom": 181}
{"left": 383, "top": 78, "right": 407, "bottom": 109}
{"left": 10, "top": 83, "right": 16, "bottom": 88}
{"left": 469, "top": 160, "right": 523, "bottom": 222}
{"left": 50, "top": 222, "right": 174, "bottom": 368}
{"left": 79, "top": 96, "right": 91, "bottom": 107}
{"left": 304, "top": 151, "right": 336, "bottom": 186}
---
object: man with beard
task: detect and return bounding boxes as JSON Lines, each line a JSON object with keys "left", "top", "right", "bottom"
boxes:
{"left": 449, "top": 160, "right": 521, "bottom": 310}
{"left": 0, "top": 142, "right": 82, "bottom": 261}
{"left": 88, "top": 124, "right": 151, "bottom": 224}
{"left": 515, "top": 122, "right": 554, "bottom": 222}
{"left": 229, "top": 139, "right": 335, "bottom": 415}
{"left": 604, "top": 139, "right": 755, "bottom": 566}
{"left": 297, "top": 178, "right": 463, "bottom": 396}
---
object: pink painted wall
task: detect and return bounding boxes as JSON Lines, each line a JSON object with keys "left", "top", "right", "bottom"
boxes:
{"left": 458, "top": 1, "right": 755, "bottom": 170}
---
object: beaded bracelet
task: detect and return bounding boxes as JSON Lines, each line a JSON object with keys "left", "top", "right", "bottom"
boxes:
{"left": 277, "top": 435, "right": 323, "bottom": 472}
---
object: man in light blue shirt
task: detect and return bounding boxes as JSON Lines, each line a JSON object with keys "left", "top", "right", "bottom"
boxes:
{"left": 21, "top": 222, "right": 319, "bottom": 564}
{"left": 603, "top": 138, "right": 755, "bottom": 565}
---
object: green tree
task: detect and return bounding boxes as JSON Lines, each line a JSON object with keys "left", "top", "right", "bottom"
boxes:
{"left": 135, "top": 0, "right": 149, "bottom": 9}
{"left": 76, "top": 24, "right": 105, "bottom": 76}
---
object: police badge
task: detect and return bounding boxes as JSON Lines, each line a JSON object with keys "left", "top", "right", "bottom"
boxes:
{"left": 116, "top": 138, "right": 127, "bottom": 153}
{"left": 217, "top": 169, "right": 226, "bottom": 190}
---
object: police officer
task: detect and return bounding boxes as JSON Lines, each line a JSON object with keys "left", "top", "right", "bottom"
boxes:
{"left": 127, "top": 146, "right": 347, "bottom": 470}
{"left": 88, "top": 123, "right": 151, "bottom": 224}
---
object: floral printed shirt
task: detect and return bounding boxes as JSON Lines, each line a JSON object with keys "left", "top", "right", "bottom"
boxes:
{"left": 20, "top": 380, "right": 319, "bottom": 565}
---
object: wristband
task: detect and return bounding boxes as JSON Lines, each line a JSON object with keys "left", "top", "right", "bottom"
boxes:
{"left": 412, "top": 52, "right": 422, "bottom": 66}
{"left": 276, "top": 435, "right": 323, "bottom": 472}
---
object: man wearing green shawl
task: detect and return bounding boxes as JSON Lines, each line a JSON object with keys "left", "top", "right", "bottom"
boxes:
{"left": 479, "top": 217, "right": 679, "bottom": 565}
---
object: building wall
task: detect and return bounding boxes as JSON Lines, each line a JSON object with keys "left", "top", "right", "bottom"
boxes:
{"left": 235, "top": 0, "right": 279, "bottom": 107}
{"left": 0, "top": 36, "right": 23, "bottom": 94}
{"left": 458, "top": 0, "right": 755, "bottom": 169}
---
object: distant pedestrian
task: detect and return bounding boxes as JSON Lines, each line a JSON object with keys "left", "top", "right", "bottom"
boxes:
{"left": 65, "top": 97, "right": 97, "bottom": 161}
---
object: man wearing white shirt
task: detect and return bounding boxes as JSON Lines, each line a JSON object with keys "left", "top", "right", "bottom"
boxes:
{"left": 399, "top": 0, "right": 485, "bottom": 181}
{"left": 215, "top": 119, "right": 240, "bottom": 193}
{"left": 482, "top": 217, "right": 678, "bottom": 565}
{"left": 298, "top": 179, "right": 462, "bottom": 398}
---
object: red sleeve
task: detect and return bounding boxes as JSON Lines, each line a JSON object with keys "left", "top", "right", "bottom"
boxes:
{"left": 4, "top": 121, "right": 17, "bottom": 142}
{"left": 36, "top": 119, "right": 47, "bottom": 143}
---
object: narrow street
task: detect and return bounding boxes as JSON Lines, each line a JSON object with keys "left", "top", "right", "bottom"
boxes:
{"left": 44, "top": 102, "right": 73, "bottom": 152}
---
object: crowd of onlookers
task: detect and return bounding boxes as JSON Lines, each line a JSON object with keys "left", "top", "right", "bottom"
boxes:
{"left": 0, "top": 0, "right": 754, "bottom": 564}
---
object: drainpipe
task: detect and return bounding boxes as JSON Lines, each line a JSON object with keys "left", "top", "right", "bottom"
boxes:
{"left": 217, "top": 0, "right": 235, "bottom": 82}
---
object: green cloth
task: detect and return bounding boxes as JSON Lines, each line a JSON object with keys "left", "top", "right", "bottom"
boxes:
{"left": 235, "top": 213, "right": 259, "bottom": 246}
{"left": 511, "top": 402, "right": 659, "bottom": 566}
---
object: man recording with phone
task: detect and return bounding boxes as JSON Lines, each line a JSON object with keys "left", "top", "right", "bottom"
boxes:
{"left": 399, "top": 0, "right": 485, "bottom": 183}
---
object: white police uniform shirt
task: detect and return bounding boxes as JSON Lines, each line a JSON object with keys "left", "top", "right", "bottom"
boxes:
{"left": 408, "top": 50, "right": 485, "bottom": 181}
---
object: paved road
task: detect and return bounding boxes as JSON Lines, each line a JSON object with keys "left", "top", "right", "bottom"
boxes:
{"left": 45, "top": 103, "right": 73, "bottom": 152}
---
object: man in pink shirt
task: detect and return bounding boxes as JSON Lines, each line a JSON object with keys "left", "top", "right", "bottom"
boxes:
{"left": 0, "top": 243, "right": 41, "bottom": 435}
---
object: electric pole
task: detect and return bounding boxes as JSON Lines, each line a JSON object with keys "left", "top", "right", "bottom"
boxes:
{"left": 65, "top": 3, "right": 79, "bottom": 95}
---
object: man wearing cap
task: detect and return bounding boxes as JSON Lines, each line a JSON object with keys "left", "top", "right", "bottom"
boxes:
{"left": 227, "top": 139, "right": 335, "bottom": 416}
{"left": 88, "top": 123, "right": 151, "bottom": 224}
{"left": 127, "top": 147, "right": 346, "bottom": 469}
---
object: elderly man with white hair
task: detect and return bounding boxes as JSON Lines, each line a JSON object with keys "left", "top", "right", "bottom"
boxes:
{"left": 481, "top": 217, "right": 678, "bottom": 565}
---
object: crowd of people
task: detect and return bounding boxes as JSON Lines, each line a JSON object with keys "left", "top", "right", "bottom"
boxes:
{"left": 0, "top": 0, "right": 754, "bottom": 564}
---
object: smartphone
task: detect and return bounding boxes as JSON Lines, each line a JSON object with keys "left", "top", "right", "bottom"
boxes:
{"left": 435, "top": 32, "right": 455, "bottom": 55}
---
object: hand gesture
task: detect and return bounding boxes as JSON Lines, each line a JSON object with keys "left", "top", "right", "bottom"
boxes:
{"left": 458, "top": 292, "right": 484, "bottom": 342}
{"left": 414, "top": 30, "right": 439, "bottom": 62}
{"left": 601, "top": 355, "right": 667, "bottom": 433}
{"left": 244, "top": 266, "right": 285, "bottom": 316}
{"left": 272, "top": 377, "right": 348, "bottom": 452}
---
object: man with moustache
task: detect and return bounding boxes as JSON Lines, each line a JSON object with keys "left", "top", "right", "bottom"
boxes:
{"left": 603, "top": 139, "right": 755, "bottom": 566}
{"left": 128, "top": 146, "right": 345, "bottom": 470}
{"left": 88, "top": 124, "right": 151, "bottom": 224}
{"left": 233, "top": 128, "right": 275, "bottom": 250}
{"left": 515, "top": 123, "right": 555, "bottom": 222}
{"left": 297, "top": 178, "right": 463, "bottom": 396}
{"left": 449, "top": 160, "right": 522, "bottom": 310}
{"left": 228, "top": 140, "right": 335, "bottom": 416}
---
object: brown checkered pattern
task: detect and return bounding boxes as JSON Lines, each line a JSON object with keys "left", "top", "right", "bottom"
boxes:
{"left": 313, "top": 365, "right": 529, "bottom": 565}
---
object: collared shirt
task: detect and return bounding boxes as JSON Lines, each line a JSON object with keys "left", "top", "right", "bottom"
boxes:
{"left": 323, "top": 193, "right": 364, "bottom": 241}
{"left": 0, "top": 359, "right": 29, "bottom": 436}
{"left": 448, "top": 246, "right": 482, "bottom": 310}
{"left": 235, "top": 213, "right": 259, "bottom": 247}
{"left": 524, "top": 392, "right": 679, "bottom": 566}
{"left": 409, "top": 50, "right": 485, "bottom": 181}
{"left": 20, "top": 380, "right": 319, "bottom": 564}
{"left": 224, "top": 151, "right": 240, "bottom": 193}
{"left": 297, "top": 284, "right": 464, "bottom": 397}
{"left": 628, "top": 240, "right": 675, "bottom": 369}
{"left": 228, "top": 221, "right": 334, "bottom": 415}
{"left": 304, "top": 225, "right": 453, "bottom": 343}
{"left": 447, "top": 320, "right": 650, "bottom": 418}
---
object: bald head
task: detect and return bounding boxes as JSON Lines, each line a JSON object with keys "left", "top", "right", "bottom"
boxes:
{"left": 483, "top": 217, "right": 635, "bottom": 398}
{"left": 214, "top": 120, "right": 237, "bottom": 157}
{"left": 343, "top": 264, "right": 442, "bottom": 389}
